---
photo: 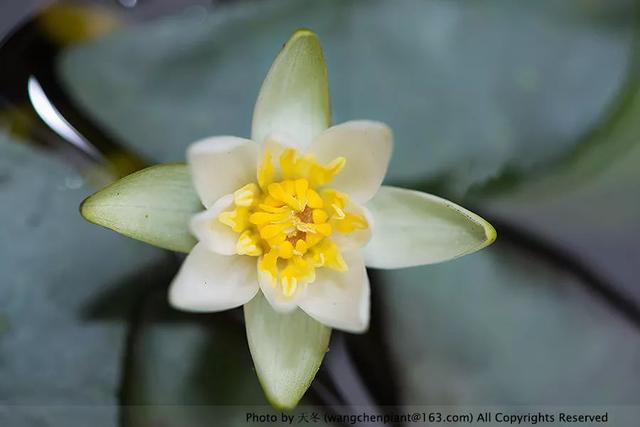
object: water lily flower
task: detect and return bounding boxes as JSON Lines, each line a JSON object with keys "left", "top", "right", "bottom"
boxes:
{"left": 174, "top": 118, "right": 392, "bottom": 331}
{"left": 80, "top": 29, "right": 495, "bottom": 409}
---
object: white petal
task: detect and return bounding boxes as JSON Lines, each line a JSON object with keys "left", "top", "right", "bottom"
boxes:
{"left": 364, "top": 186, "right": 497, "bottom": 269}
{"left": 331, "top": 201, "right": 373, "bottom": 252}
{"left": 298, "top": 251, "right": 370, "bottom": 333}
{"left": 187, "top": 136, "right": 258, "bottom": 208}
{"left": 190, "top": 194, "right": 237, "bottom": 256}
{"left": 307, "top": 120, "right": 393, "bottom": 203}
{"left": 169, "top": 243, "right": 259, "bottom": 312}
{"left": 258, "top": 267, "right": 306, "bottom": 314}
{"left": 252, "top": 30, "right": 330, "bottom": 149}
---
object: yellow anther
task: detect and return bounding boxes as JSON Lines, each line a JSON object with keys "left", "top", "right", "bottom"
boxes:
{"left": 283, "top": 179, "right": 295, "bottom": 196}
{"left": 328, "top": 253, "right": 347, "bottom": 272}
{"left": 218, "top": 211, "right": 235, "bottom": 228}
{"left": 249, "top": 211, "right": 290, "bottom": 225}
{"left": 249, "top": 212, "right": 272, "bottom": 225}
{"left": 305, "top": 232, "right": 324, "bottom": 248}
{"left": 259, "top": 251, "right": 279, "bottom": 285}
{"left": 306, "top": 188, "right": 323, "bottom": 209}
{"left": 269, "top": 181, "right": 304, "bottom": 211}
{"left": 311, "top": 240, "right": 347, "bottom": 272}
{"left": 276, "top": 241, "right": 294, "bottom": 259}
{"left": 257, "top": 150, "right": 273, "bottom": 190}
{"left": 236, "top": 230, "right": 262, "bottom": 256}
{"left": 281, "top": 275, "right": 298, "bottom": 297}
{"left": 322, "top": 189, "right": 348, "bottom": 211}
{"left": 280, "top": 148, "right": 297, "bottom": 179}
{"left": 281, "top": 256, "right": 315, "bottom": 296}
{"left": 312, "top": 209, "right": 328, "bottom": 224}
{"left": 267, "top": 182, "right": 286, "bottom": 201}
{"left": 294, "top": 239, "right": 308, "bottom": 255}
{"left": 335, "top": 212, "right": 368, "bottom": 233}
{"left": 259, "top": 202, "right": 287, "bottom": 213}
{"left": 294, "top": 221, "right": 314, "bottom": 233}
{"left": 326, "top": 156, "right": 346, "bottom": 177}
{"left": 233, "top": 183, "right": 259, "bottom": 207}
{"left": 314, "top": 222, "right": 332, "bottom": 236}
{"left": 218, "top": 207, "right": 250, "bottom": 233}
{"left": 294, "top": 179, "right": 308, "bottom": 206}
{"left": 307, "top": 251, "right": 324, "bottom": 268}
{"left": 309, "top": 156, "right": 346, "bottom": 187}
{"left": 260, "top": 223, "right": 290, "bottom": 240}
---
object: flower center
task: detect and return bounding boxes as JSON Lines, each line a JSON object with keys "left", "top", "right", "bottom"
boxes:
{"left": 217, "top": 147, "right": 368, "bottom": 297}
{"left": 285, "top": 206, "right": 312, "bottom": 245}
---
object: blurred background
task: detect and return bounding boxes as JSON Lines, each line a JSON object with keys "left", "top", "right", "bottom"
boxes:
{"left": 1, "top": 0, "right": 640, "bottom": 426}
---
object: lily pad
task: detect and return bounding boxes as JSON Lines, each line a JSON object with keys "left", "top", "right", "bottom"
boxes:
{"left": 475, "top": 67, "right": 640, "bottom": 306}
{"left": 59, "top": 0, "right": 635, "bottom": 195}
{"left": 376, "top": 239, "right": 640, "bottom": 404}
{"left": 0, "top": 133, "right": 165, "bottom": 426}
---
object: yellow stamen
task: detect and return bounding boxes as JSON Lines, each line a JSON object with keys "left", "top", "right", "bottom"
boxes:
{"left": 312, "top": 209, "right": 328, "bottom": 224}
{"left": 217, "top": 145, "right": 367, "bottom": 298}
{"left": 306, "top": 188, "right": 323, "bottom": 208}
{"left": 259, "top": 250, "right": 279, "bottom": 286}
{"left": 218, "top": 207, "right": 250, "bottom": 233}
{"left": 334, "top": 212, "right": 369, "bottom": 233}
{"left": 236, "top": 230, "right": 262, "bottom": 256}
{"left": 257, "top": 150, "right": 273, "bottom": 190}
{"left": 233, "top": 183, "right": 259, "bottom": 207}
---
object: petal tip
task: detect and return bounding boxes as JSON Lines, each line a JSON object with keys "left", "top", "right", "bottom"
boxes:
{"left": 473, "top": 213, "right": 497, "bottom": 249}
{"left": 167, "top": 275, "right": 206, "bottom": 313}
{"left": 252, "top": 27, "right": 329, "bottom": 146}
{"left": 263, "top": 392, "right": 300, "bottom": 412}
{"left": 167, "top": 282, "right": 191, "bottom": 312}
{"left": 79, "top": 185, "right": 112, "bottom": 225}
{"left": 244, "top": 293, "right": 330, "bottom": 410}
{"left": 289, "top": 28, "right": 319, "bottom": 40}
{"left": 346, "top": 320, "right": 369, "bottom": 334}
{"left": 484, "top": 221, "right": 498, "bottom": 246}
{"left": 79, "top": 193, "right": 96, "bottom": 223}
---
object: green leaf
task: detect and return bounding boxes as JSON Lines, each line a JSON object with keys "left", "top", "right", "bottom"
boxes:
{"left": 364, "top": 186, "right": 496, "bottom": 269}
{"left": 244, "top": 292, "right": 331, "bottom": 410}
{"left": 60, "top": 0, "right": 634, "bottom": 195}
{"left": 121, "top": 289, "right": 268, "bottom": 427}
{"left": 80, "top": 163, "right": 201, "bottom": 253}
{"left": 0, "top": 131, "right": 165, "bottom": 425}
{"left": 251, "top": 28, "right": 330, "bottom": 148}
{"left": 376, "top": 239, "right": 640, "bottom": 405}
{"left": 473, "top": 69, "right": 640, "bottom": 306}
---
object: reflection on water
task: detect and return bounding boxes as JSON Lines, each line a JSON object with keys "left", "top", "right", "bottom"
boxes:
{"left": 0, "top": 2, "right": 147, "bottom": 186}
{"left": 28, "top": 76, "right": 103, "bottom": 162}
